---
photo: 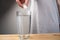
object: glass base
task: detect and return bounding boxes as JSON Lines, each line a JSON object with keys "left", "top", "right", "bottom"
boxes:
{"left": 19, "top": 34, "right": 30, "bottom": 40}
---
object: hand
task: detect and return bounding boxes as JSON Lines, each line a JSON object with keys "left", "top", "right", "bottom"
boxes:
{"left": 16, "top": 0, "right": 29, "bottom": 8}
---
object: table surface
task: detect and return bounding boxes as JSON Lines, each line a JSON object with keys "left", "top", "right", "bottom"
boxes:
{"left": 0, "top": 33, "right": 60, "bottom": 40}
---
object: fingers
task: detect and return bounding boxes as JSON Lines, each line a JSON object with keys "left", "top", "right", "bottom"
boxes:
{"left": 16, "top": 0, "right": 23, "bottom": 8}
{"left": 25, "top": 0, "right": 29, "bottom": 6}
{"left": 16, "top": 0, "right": 29, "bottom": 8}
{"left": 20, "top": 0, "right": 25, "bottom": 4}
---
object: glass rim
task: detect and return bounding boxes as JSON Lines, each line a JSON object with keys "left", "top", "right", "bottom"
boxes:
{"left": 16, "top": 11, "right": 31, "bottom": 16}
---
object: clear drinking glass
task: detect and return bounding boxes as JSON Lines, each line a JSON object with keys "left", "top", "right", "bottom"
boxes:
{"left": 16, "top": 10, "right": 31, "bottom": 40}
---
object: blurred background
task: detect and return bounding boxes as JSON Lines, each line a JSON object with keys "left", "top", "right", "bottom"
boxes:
{"left": 0, "top": 0, "right": 19, "bottom": 34}
{"left": 0, "top": 0, "right": 60, "bottom": 34}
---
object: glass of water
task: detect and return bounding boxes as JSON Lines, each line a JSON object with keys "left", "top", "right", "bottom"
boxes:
{"left": 16, "top": 10, "right": 31, "bottom": 40}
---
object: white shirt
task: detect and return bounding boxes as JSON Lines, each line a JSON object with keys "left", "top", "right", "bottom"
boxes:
{"left": 30, "top": 0, "right": 59, "bottom": 33}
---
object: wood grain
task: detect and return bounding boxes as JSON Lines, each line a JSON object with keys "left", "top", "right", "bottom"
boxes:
{"left": 0, "top": 33, "right": 60, "bottom": 40}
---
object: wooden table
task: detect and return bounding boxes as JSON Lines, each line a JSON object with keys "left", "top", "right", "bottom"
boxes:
{"left": 0, "top": 33, "right": 60, "bottom": 40}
